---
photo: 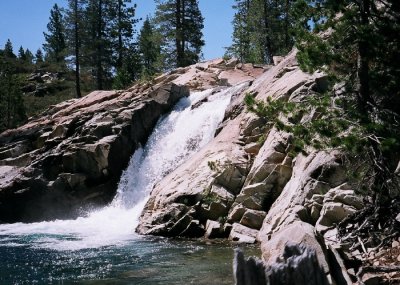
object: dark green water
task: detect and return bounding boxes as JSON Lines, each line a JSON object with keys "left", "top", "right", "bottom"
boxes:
{"left": 0, "top": 236, "right": 259, "bottom": 284}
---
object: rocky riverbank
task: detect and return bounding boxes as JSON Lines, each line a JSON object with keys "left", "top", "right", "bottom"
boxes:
{"left": 0, "top": 58, "right": 263, "bottom": 223}
{"left": 1, "top": 51, "right": 398, "bottom": 284}
{"left": 137, "top": 50, "right": 400, "bottom": 284}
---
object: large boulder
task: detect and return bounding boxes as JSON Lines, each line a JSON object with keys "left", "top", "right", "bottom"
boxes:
{"left": 0, "top": 82, "right": 188, "bottom": 222}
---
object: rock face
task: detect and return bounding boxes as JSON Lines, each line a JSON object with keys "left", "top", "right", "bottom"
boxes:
{"left": 137, "top": 49, "right": 368, "bottom": 283}
{"left": 137, "top": 49, "right": 320, "bottom": 241}
{"left": 234, "top": 244, "right": 329, "bottom": 285}
{"left": 0, "top": 83, "right": 188, "bottom": 222}
{"left": 0, "top": 58, "right": 263, "bottom": 223}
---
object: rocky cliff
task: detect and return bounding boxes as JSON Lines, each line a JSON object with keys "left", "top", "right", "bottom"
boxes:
{"left": 0, "top": 58, "right": 263, "bottom": 223}
{"left": 136, "top": 51, "right": 388, "bottom": 284}
{"left": 1, "top": 51, "right": 397, "bottom": 284}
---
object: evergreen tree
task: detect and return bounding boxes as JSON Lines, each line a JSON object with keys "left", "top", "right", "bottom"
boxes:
{"left": 138, "top": 17, "right": 161, "bottom": 77}
{"left": 109, "top": 0, "right": 139, "bottom": 70}
{"left": 293, "top": 0, "right": 400, "bottom": 204}
{"left": 228, "top": 0, "right": 294, "bottom": 64}
{"left": 113, "top": 44, "right": 142, "bottom": 89}
{"left": 154, "top": 0, "right": 205, "bottom": 69}
{"left": 35, "top": 49, "right": 44, "bottom": 64}
{"left": 65, "top": 0, "right": 86, "bottom": 98}
{"left": 4, "top": 39, "right": 16, "bottom": 58}
{"left": 226, "top": 0, "right": 251, "bottom": 62}
{"left": 0, "top": 54, "right": 26, "bottom": 131}
{"left": 43, "top": 4, "right": 67, "bottom": 63}
{"left": 25, "top": 49, "right": 34, "bottom": 65}
{"left": 18, "top": 46, "right": 26, "bottom": 61}
{"left": 84, "top": 0, "right": 114, "bottom": 90}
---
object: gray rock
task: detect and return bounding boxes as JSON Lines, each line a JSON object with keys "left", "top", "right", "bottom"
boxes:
{"left": 315, "top": 202, "right": 357, "bottom": 233}
{"left": 229, "top": 223, "right": 258, "bottom": 244}
{"left": 234, "top": 244, "right": 329, "bottom": 285}
{"left": 244, "top": 142, "right": 262, "bottom": 155}
{"left": 0, "top": 83, "right": 188, "bottom": 223}
{"left": 272, "top": 56, "right": 284, "bottom": 66}
{"left": 240, "top": 209, "right": 266, "bottom": 230}
{"left": 205, "top": 220, "right": 224, "bottom": 239}
{"left": 228, "top": 204, "right": 247, "bottom": 223}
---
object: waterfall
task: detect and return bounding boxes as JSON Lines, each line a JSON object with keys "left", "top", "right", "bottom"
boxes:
{"left": 0, "top": 83, "right": 248, "bottom": 251}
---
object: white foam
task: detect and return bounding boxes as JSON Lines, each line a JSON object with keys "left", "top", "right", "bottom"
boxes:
{"left": 0, "top": 83, "right": 248, "bottom": 251}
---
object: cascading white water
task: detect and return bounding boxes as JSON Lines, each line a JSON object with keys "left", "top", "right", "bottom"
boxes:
{"left": 0, "top": 83, "right": 247, "bottom": 251}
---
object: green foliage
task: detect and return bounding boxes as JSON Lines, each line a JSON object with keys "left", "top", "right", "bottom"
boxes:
{"left": 138, "top": 17, "right": 162, "bottom": 78}
{"left": 4, "top": 39, "right": 16, "bottom": 58}
{"left": 207, "top": 160, "right": 222, "bottom": 172}
{"left": 43, "top": 4, "right": 67, "bottom": 64}
{"left": 0, "top": 55, "right": 27, "bottom": 132}
{"left": 154, "top": 0, "right": 205, "bottom": 69}
{"left": 292, "top": 0, "right": 400, "bottom": 203}
{"left": 244, "top": 92, "right": 366, "bottom": 156}
{"left": 227, "top": 0, "right": 294, "bottom": 64}
{"left": 35, "top": 49, "right": 44, "bottom": 64}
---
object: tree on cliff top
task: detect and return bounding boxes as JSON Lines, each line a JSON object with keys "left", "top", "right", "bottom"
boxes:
{"left": 65, "top": 0, "right": 85, "bottom": 98}
{"left": 43, "top": 4, "right": 67, "bottom": 64}
{"left": 154, "top": 0, "right": 205, "bottom": 69}
{"left": 227, "top": 0, "right": 294, "bottom": 64}
{"left": 0, "top": 41, "right": 26, "bottom": 132}
{"left": 138, "top": 16, "right": 162, "bottom": 78}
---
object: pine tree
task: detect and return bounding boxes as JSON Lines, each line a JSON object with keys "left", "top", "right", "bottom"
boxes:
{"left": 35, "top": 49, "right": 44, "bottom": 64}
{"left": 25, "top": 49, "right": 34, "bottom": 65}
{"left": 4, "top": 39, "right": 16, "bottom": 58}
{"left": 43, "top": 4, "right": 67, "bottom": 63}
{"left": 84, "top": 0, "right": 114, "bottom": 90}
{"left": 293, "top": 0, "right": 400, "bottom": 204}
{"left": 65, "top": 0, "right": 85, "bottom": 98}
{"left": 113, "top": 44, "right": 142, "bottom": 89}
{"left": 226, "top": 0, "right": 251, "bottom": 62}
{"left": 228, "top": 0, "right": 294, "bottom": 64}
{"left": 138, "top": 17, "right": 161, "bottom": 77}
{"left": 0, "top": 54, "right": 26, "bottom": 131}
{"left": 154, "top": 0, "right": 205, "bottom": 69}
{"left": 109, "top": 0, "right": 139, "bottom": 70}
{"left": 18, "top": 46, "right": 26, "bottom": 61}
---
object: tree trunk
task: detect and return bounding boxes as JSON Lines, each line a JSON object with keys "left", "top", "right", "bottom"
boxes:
{"left": 74, "top": 0, "right": 81, "bottom": 98}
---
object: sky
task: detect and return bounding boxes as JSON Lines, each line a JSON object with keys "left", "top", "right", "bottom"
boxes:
{"left": 0, "top": 0, "right": 235, "bottom": 61}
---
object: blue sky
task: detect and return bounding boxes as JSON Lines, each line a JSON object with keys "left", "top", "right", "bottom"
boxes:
{"left": 0, "top": 0, "right": 235, "bottom": 60}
